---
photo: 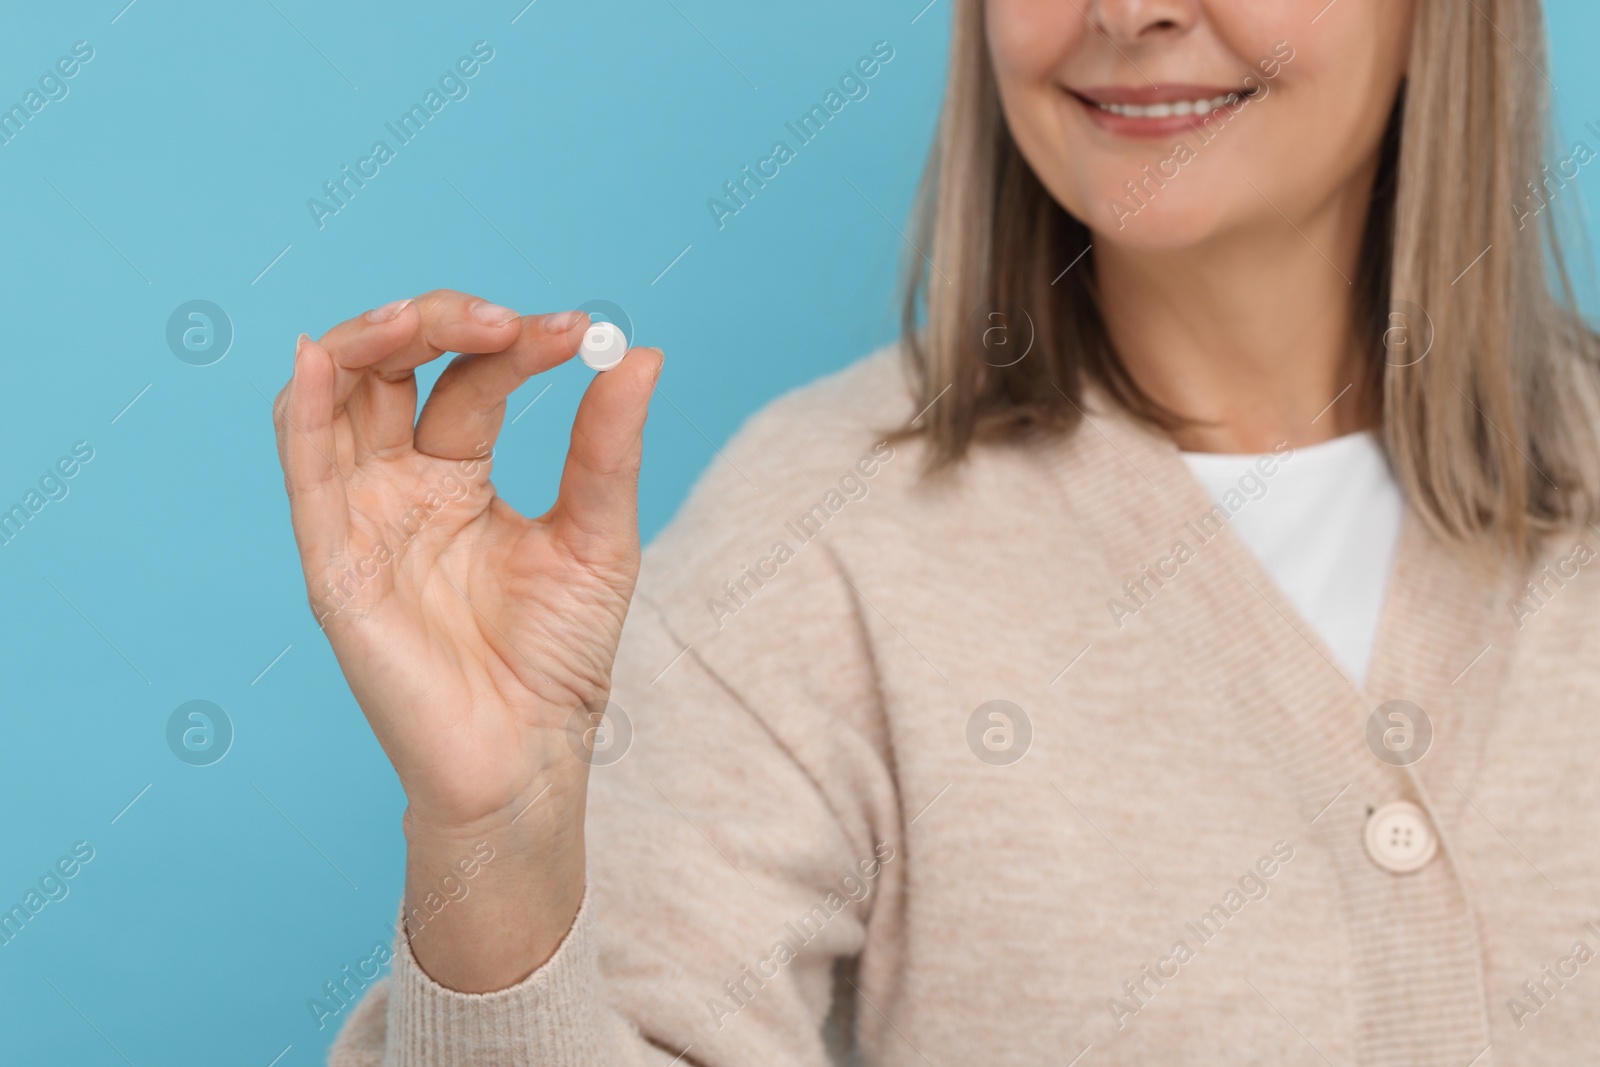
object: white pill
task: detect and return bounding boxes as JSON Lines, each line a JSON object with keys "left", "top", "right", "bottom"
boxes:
{"left": 579, "top": 321, "right": 628, "bottom": 372}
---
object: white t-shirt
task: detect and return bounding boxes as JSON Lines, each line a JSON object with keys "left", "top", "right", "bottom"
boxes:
{"left": 1179, "top": 429, "right": 1405, "bottom": 686}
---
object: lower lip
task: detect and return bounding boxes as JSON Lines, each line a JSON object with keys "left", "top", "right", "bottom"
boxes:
{"left": 1072, "top": 93, "right": 1250, "bottom": 138}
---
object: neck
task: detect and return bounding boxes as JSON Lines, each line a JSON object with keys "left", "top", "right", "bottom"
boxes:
{"left": 1094, "top": 170, "right": 1382, "bottom": 454}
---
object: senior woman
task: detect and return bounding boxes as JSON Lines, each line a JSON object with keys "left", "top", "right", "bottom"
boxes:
{"left": 272, "top": 0, "right": 1600, "bottom": 1063}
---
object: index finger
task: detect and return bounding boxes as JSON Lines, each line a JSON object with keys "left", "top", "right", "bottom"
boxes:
{"left": 317, "top": 289, "right": 528, "bottom": 411}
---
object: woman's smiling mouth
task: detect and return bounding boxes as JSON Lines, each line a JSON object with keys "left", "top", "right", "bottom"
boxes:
{"left": 1069, "top": 83, "right": 1262, "bottom": 135}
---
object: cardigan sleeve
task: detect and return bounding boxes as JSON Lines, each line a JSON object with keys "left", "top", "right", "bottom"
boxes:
{"left": 324, "top": 528, "right": 904, "bottom": 1067}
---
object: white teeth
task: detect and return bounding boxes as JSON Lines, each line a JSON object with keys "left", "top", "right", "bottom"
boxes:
{"left": 1098, "top": 93, "right": 1241, "bottom": 118}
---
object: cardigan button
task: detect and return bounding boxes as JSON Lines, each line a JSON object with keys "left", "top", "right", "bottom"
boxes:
{"left": 1364, "top": 800, "right": 1438, "bottom": 874}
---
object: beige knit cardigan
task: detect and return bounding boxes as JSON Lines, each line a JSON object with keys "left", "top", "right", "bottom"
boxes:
{"left": 328, "top": 345, "right": 1600, "bottom": 1066}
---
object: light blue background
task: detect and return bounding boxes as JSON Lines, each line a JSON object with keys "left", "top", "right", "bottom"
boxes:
{"left": 0, "top": 2, "right": 1595, "bottom": 1063}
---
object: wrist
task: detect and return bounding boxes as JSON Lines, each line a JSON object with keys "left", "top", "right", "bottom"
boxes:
{"left": 400, "top": 795, "right": 588, "bottom": 993}
{"left": 401, "top": 770, "right": 586, "bottom": 844}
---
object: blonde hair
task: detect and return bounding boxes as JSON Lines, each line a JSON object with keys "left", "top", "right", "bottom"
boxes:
{"left": 896, "top": 0, "right": 1600, "bottom": 563}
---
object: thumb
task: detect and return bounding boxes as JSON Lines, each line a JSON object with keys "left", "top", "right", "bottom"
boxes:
{"left": 553, "top": 347, "right": 664, "bottom": 564}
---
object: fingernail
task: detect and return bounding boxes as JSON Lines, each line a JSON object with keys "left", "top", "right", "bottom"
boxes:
{"left": 471, "top": 301, "right": 520, "bottom": 327}
{"left": 295, "top": 333, "right": 311, "bottom": 358}
{"left": 542, "top": 310, "right": 586, "bottom": 333}
{"left": 365, "top": 298, "right": 412, "bottom": 324}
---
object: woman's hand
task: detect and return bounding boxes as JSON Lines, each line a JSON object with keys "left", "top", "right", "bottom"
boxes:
{"left": 271, "top": 290, "right": 662, "bottom": 988}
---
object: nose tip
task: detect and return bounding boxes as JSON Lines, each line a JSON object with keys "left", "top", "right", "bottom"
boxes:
{"left": 1086, "top": 0, "right": 1199, "bottom": 45}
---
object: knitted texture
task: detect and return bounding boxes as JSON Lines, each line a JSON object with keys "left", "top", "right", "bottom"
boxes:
{"left": 330, "top": 345, "right": 1600, "bottom": 1065}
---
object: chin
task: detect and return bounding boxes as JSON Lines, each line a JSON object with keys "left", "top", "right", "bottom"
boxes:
{"left": 1060, "top": 175, "right": 1239, "bottom": 250}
